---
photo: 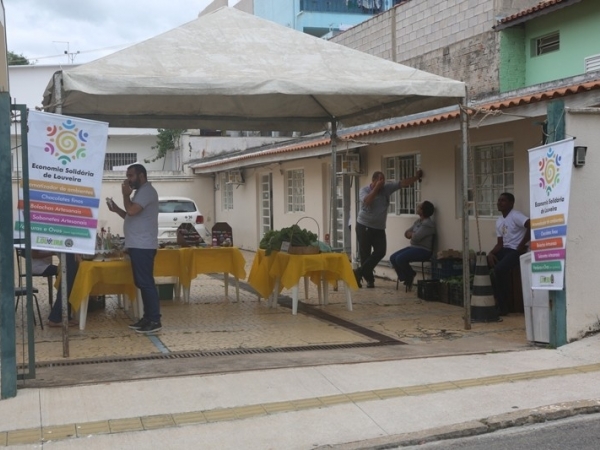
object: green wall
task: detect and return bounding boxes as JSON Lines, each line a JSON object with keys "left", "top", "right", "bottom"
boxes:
{"left": 499, "top": 27, "right": 526, "bottom": 92}
{"left": 525, "top": 0, "right": 600, "bottom": 86}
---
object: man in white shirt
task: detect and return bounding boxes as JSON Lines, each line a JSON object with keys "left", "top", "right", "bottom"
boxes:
{"left": 487, "top": 193, "right": 530, "bottom": 316}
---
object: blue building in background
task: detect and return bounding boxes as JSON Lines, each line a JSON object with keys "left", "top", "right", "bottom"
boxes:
{"left": 232, "top": 0, "right": 408, "bottom": 38}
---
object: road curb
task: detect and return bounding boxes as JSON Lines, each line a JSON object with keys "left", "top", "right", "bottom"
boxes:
{"left": 317, "top": 399, "right": 600, "bottom": 449}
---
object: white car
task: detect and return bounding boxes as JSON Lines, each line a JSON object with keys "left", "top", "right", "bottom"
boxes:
{"left": 158, "top": 197, "right": 211, "bottom": 243}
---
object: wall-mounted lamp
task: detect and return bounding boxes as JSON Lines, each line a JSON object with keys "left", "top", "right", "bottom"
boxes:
{"left": 574, "top": 146, "right": 587, "bottom": 167}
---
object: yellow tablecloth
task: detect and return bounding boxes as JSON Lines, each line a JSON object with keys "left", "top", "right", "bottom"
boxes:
{"left": 69, "top": 260, "right": 137, "bottom": 311}
{"left": 69, "top": 247, "right": 247, "bottom": 311}
{"left": 183, "top": 247, "right": 247, "bottom": 282}
{"left": 248, "top": 250, "right": 358, "bottom": 299}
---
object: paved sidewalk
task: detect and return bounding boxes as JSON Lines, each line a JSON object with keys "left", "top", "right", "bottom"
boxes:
{"left": 1, "top": 333, "right": 600, "bottom": 449}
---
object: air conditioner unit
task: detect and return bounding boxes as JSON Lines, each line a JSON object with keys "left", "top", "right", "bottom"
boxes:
{"left": 584, "top": 54, "right": 600, "bottom": 73}
{"left": 226, "top": 169, "right": 244, "bottom": 184}
{"left": 340, "top": 154, "right": 362, "bottom": 174}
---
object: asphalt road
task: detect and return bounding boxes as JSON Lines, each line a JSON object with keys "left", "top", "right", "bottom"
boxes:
{"left": 401, "top": 413, "right": 600, "bottom": 450}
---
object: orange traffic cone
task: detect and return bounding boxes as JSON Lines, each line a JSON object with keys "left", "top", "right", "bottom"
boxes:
{"left": 471, "top": 252, "right": 500, "bottom": 322}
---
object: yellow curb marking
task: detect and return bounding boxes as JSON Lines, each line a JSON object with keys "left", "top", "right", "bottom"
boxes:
{"left": 2, "top": 362, "right": 600, "bottom": 446}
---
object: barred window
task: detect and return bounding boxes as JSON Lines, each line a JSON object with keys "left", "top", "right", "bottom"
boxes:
{"left": 221, "top": 173, "right": 234, "bottom": 211}
{"left": 103, "top": 153, "right": 137, "bottom": 170}
{"left": 286, "top": 169, "right": 305, "bottom": 213}
{"left": 383, "top": 154, "right": 421, "bottom": 215}
{"left": 464, "top": 142, "right": 514, "bottom": 216}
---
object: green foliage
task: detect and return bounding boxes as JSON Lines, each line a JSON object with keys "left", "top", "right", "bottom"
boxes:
{"left": 8, "top": 51, "right": 30, "bottom": 65}
{"left": 259, "top": 225, "right": 318, "bottom": 255}
{"left": 145, "top": 128, "right": 185, "bottom": 163}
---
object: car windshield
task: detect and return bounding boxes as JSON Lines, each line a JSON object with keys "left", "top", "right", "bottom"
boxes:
{"left": 159, "top": 200, "right": 196, "bottom": 213}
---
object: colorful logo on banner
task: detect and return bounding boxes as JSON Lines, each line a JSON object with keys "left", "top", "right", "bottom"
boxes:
{"left": 528, "top": 139, "right": 574, "bottom": 290}
{"left": 14, "top": 111, "right": 108, "bottom": 255}
{"left": 537, "top": 147, "right": 562, "bottom": 196}
{"left": 45, "top": 118, "right": 90, "bottom": 165}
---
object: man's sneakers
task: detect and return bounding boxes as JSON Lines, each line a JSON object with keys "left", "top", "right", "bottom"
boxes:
{"left": 135, "top": 321, "right": 162, "bottom": 334}
{"left": 128, "top": 317, "right": 149, "bottom": 330}
{"left": 129, "top": 318, "right": 162, "bottom": 334}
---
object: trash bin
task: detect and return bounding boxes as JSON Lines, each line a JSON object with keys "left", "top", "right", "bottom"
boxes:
{"left": 520, "top": 253, "right": 550, "bottom": 343}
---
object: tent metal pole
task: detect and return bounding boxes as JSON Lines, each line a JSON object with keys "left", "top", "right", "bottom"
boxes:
{"left": 330, "top": 120, "right": 338, "bottom": 247}
{"left": 460, "top": 93, "right": 471, "bottom": 330}
{"left": 54, "top": 72, "right": 70, "bottom": 357}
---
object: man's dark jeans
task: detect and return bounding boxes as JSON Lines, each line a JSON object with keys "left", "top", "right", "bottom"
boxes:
{"left": 355, "top": 222, "right": 386, "bottom": 283}
{"left": 390, "top": 246, "right": 432, "bottom": 282}
{"left": 48, "top": 253, "right": 77, "bottom": 323}
{"left": 129, "top": 248, "right": 161, "bottom": 323}
{"left": 491, "top": 247, "right": 521, "bottom": 315}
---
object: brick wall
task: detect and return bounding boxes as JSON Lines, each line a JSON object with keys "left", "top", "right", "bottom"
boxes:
{"left": 331, "top": 0, "right": 542, "bottom": 98}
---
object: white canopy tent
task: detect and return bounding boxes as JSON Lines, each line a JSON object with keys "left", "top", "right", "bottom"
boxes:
{"left": 41, "top": 7, "right": 472, "bottom": 325}
{"left": 42, "top": 7, "right": 465, "bottom": 130}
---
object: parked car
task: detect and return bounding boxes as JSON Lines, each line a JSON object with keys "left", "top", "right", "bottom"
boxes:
{"left": 157, "top": 197, "right": 211, "bottom": 243}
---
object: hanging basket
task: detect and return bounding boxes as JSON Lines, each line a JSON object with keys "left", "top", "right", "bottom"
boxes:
{"left": 285, "top": 217, "right": 321, "bottom": 255}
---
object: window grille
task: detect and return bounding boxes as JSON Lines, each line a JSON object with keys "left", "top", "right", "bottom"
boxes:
{"left": 103, "top": 153, "right": 137, "bottom": 170}
{"left": 533, "top": 31, "right": 560, "bottom": 56}
{"left": 286, "top": 169, "right": 305, "bottom": 213}
{"left": 464, "top": 142, "right": 514, "bottom": 216}
{"left": 383, "top": 154, "right": 420, "bottom": 215}
{"left": 221, "top": 173, "right": 234, "bottom": 210}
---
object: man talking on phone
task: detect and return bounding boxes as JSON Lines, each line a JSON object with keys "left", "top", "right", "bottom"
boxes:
{"left": 107, "top": 164, "right": 161, "bottom": 333}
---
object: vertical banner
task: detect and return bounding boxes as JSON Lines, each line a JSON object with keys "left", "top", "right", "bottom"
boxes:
{"left": 14, "top": 111, "right": 108, "bottom": 255}
{"left": 528, "top": 138, "right": 574, "bottom": 290}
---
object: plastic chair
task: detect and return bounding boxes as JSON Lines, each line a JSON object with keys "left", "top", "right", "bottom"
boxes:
{"left": 15, "top": 247, "right": 55, "bottom": 306}
{"left": 14, "top": 285, "right": 44, "bottom": 330}
{"left": 395, "top": 235, "right": 437, "bottom": 292}
{"left": 395, "top": 256, "right": 435, "bottom": 292}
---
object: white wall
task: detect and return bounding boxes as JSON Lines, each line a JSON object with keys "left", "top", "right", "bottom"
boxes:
{"left": 8, "top": 64, "right": 67, "bottom": 108}
{"left": 565, "top": 111, "right": 600, "bottom": 340}
{"left": 212, "top": 157, "right": 330, "bottom": 251}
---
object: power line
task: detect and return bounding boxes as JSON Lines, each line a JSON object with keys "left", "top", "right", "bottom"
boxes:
{"left": 28, "top": 42, "right": 133, "bottom": 63}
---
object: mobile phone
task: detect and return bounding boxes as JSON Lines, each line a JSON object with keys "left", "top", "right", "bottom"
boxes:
{"left": 106, "top": 197, "right": 114, "bottom": 208}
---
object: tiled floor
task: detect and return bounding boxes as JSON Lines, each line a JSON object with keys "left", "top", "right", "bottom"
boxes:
{"left": 14, "top": 250, "right": 529, "bottom": 367}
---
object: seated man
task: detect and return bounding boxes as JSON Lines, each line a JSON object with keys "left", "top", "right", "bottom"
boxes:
{"left": 30, "top": 249, "right": 58, "bottom": 278}
{"left": 390, "top": 201, "right": 436, "bottom": 290}
{"left": 487, "top": 193, "right": 530, "bottom": 316}
{"left": 48, "top": 253, "right": 79, "bottom": 327}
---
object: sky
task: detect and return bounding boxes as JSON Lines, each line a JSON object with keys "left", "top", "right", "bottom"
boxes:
{"left": 4, "top": 0, "right": 239, "bottom": 65}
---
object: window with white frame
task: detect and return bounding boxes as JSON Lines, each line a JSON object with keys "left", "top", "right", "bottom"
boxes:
{"left": 103, "top": 153, "right": 138, "bottom": 170}
{"left": 221, "top": 173, "right": 234, "bottom": 210}
{"left": 462, "top": 142, "right": 514, "bottom": 216}
{"left": 286, "top": 169, "right": 305, "bottom": 213}
{"left": 383, "top": 153, "right": 421, "bottom": 215}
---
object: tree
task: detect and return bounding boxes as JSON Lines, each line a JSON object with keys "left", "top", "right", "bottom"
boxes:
{"left": 8, "top": 51, "right": 30, "bottom": 65}
{"left": 145, "top": 128, "right": 185, "bottom": 163}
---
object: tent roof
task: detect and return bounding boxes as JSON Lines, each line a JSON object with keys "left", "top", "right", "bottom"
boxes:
{"left": 42, "top": 7, "right": 465, "bottom": 132}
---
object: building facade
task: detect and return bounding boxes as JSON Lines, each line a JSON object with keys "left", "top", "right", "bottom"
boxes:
{"left": 192, "top": 0, "right": 600, "bottom": 342}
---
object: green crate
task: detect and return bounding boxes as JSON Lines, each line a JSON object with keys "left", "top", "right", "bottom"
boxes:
{"left": 158, "top": 284, "right": 175, "bottom": 300}
{"left": 417, "top": 280, "right": 441, "bottom": 302}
